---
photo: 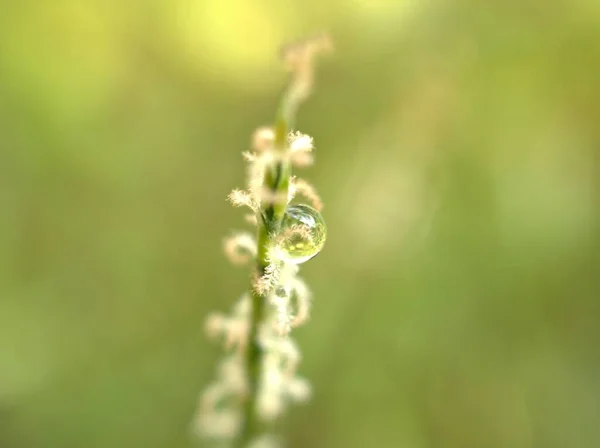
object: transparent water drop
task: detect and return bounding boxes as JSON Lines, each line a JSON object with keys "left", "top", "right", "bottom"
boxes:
{"left": 278, "top": 204, "right": 326, "bottom": 264}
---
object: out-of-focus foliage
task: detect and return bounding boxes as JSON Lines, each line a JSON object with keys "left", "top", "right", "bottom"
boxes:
{"left": 1, "top": 0, "right": 598, "bottom": 447}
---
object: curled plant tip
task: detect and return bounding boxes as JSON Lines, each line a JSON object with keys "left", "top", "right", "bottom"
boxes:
{"left": 247, "top": 434, "right": 282, "bottom": 448}
{"left": 204, "top": 313, "right": 249, "bottom": 351}
{"left": 224, "top": 233, "right": 257, "bottom": 265}
{"left": 290, "top": 177, "right": 323, "bottom": 211}
{"left": 289, "top": 277, "right": 312, "bottom": 328}
{"left": 281, "top": 33, "right": 333, "bottom": 102}
{"left": 263, "top": 263, "right": 304, "bottom": 334}
{"left": 197, "top": 383, "right": 240, "bottom": 436}
{"left": 218, "top": 356, "right": 248, "bottom": 395}
{"left": 198, "top": 382, "right": 223, "bottom": 412}
{"left": 228, "top": 189, "right": 257, "bottom": 210}
{"left": 289, "top": 131, "right": 314, "bottom": 152}
{"left": 247, "top": 158, "right": 267, "bottom": 199}
{"left": 245, "top": 214, "right": 258, "bottom": 226}
{"left": 253, "top": 341, "right": 310, "bottom": 421}
{"left": 257, "top": 392, "right": 284, "bottom": 421}
{"left": 289, "top": 132, "right": 315, "bottom": 167}
{"left": 280, "top": 32, "right": 334, "bottom": 63}
{"left": 242, "top": 151, "right": 256, "bottom": 163}
{"left": 263, "top": 337, "right": 301, "bottom": 376}
{"left": 290, "top": 150, "right": 314, "bottom": 167}
{"left": 233, "top": 293, "right": 251, "bottom": 316}
{"left": 205, "top": 313, "right": 227, "bottom": 340}
{"left": 196, "top": 408, "right": 242, "bottom": 440}
{"left": 223, "top": 320, "right": 249, "bottom": 351}
{"left": 252, "top": 126, "right": 275, "bottom": 152}
{"left": 258, "top": 356, "right": 285, "bottom": 420}
{"left": 195, "top": 354, "right": 248, "bottom": 440}
{"left": 286, "top": 377, "right": 312, "bottom": 403}
{"left": 267, "top": 284, "right": 294, "bottom": 336}
{"left": 246, "top": 148, "right": 284, "bottom": 207}
{"left": 271, "top": 295, "right": 292, "bottom": 336}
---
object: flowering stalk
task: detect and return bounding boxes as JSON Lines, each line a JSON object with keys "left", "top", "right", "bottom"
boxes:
{"left": 196, "top": 35, "right": 332, "bottom": 448}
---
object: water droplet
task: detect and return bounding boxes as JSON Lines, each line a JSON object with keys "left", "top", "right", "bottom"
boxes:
{"left": 278, "top": 204, "right": 326, "bottom": 264}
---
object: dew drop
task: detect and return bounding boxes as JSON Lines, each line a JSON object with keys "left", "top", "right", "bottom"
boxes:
{"left": 278, "top": 204, "right": 326, "bottom": 264}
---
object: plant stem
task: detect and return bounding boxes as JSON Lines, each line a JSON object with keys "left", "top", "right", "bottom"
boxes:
{"left": 237, "top": 35, "right": 329, "bottom": 441}
{"left": 237, "top": 108, "right": 291, "bottom": 447}
{"left": 237, "top": 228, "right": 268, "bottom": 446}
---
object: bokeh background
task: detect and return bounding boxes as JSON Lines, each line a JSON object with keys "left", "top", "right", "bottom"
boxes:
{"left": 1, "top": 0, "right": 599, "bottom": 447}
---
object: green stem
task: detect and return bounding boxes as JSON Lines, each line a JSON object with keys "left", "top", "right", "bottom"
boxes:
{"left": 238, "top": 225, "right": 269, "bottom": 447}
{"left": 236, "top": 39, "right": 328, "bottom": 443}
{"left": 237, "top": 107, "right": 291, "bottom": 447}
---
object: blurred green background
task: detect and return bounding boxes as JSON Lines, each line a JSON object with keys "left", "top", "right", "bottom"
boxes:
{"left": 1, "top": 0, "right": 598, "bottom": 447}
